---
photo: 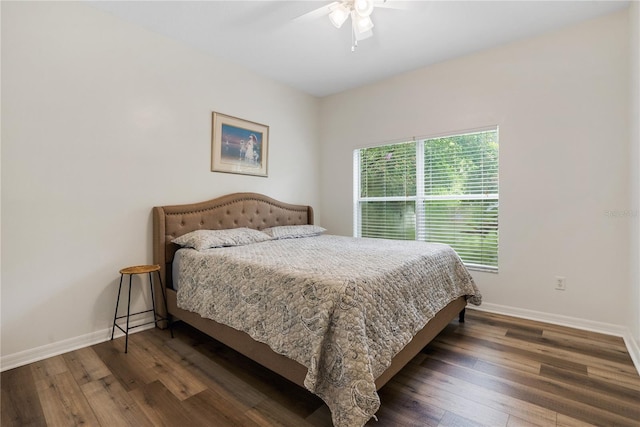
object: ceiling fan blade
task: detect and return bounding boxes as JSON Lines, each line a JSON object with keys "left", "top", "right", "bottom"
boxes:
{"left": 292, "top": 2, "right": 341, "bottom": 23}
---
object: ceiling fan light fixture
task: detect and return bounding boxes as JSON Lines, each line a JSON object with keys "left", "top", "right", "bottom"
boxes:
{"left": 352, "top": 12, "right": 374, "bottom": 35}
{"left": 353, "top": 0, "right": 374, "bottom": 17}
{"left": 328, "top": 3, "right": 350, "bottom": 28}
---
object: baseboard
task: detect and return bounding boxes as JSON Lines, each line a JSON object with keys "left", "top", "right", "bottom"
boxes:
{"left": 470, "top": 303, "right": 640, "bottom": 375}
{"left": 623, "top": 330, "right": 640, "bottom": 376}
{"left": 0, "top": 315, "right": 156, "bottom": 372}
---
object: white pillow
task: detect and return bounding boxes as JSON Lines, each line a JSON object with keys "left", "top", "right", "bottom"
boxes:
{"left": 172, "top": 228, "right": 271, "bottom": 250}
{"left": 262, "top": 224, "right": 326, "bottom": 240}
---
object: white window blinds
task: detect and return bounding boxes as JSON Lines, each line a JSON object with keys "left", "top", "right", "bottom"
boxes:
{"left": 357, "top": 140, "right": 417, "bottom": 240}
{"left": 354, "top": 129, "right": 499, "bottom": 271}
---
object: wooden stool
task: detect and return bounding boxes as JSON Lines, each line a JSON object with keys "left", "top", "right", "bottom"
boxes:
{"left": 111, "top": 264, "right": 172, "bottom": 353}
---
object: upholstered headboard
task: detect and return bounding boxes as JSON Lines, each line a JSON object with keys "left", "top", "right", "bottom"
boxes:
{"left": 152, "top": 192, "right": 314, "bottom": 290}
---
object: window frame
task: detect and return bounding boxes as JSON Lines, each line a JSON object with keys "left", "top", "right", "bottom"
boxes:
{"left": 353, "top": 127, "right": 499, "bottom": 273}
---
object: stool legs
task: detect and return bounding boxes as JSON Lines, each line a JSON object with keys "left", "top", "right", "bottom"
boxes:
{"left": 111, "top": 274, "right": 125, "bottom": 341}
{"left": 125, "top": 274, "right": 133, "bottom": 353}
{"left": 110, "top": 273, "right": 133, "bottom": 353}
{"left": 111, "top": 267, "right": 173, "bottom": 353}
{"left": 148, "top": 272, "right": 158, "bottom": 328}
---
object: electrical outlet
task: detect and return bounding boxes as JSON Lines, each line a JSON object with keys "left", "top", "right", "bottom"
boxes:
{"left": 555, "top": 276, "right": 566, "bottom": 291}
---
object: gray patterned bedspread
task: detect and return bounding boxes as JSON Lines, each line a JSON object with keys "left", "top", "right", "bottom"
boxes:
{"left": 176, "top": 235, "right": 481, "bottom": 427}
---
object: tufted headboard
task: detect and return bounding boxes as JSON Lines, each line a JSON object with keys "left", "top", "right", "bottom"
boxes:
{"left": 152, "top": 192, "right": 314, "bottom": 290}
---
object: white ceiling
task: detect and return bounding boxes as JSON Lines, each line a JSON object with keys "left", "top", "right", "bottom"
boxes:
{"left": 88, "top": 0, "right": 630, "bottom": 97}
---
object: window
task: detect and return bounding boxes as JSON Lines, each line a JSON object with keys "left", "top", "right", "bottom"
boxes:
{"left": 354, "top": 128, "right": 498, "bottom": 271}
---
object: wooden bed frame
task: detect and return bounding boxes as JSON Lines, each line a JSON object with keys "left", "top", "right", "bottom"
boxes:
{"left": 152, "top": 192, "right": 466, "bottom": 390}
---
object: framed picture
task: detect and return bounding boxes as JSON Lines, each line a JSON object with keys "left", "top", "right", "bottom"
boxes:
{"left": 211, "top": 112, "right": 269, "bottom": 177}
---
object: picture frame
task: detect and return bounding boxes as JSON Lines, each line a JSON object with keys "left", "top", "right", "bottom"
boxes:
{"left": 211, "top": 112, "right": 269, "bottom": 177}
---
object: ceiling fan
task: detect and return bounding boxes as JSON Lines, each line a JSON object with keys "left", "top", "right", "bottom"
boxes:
{"left": 296, "top": 0, "right": 403, "bottom": 51}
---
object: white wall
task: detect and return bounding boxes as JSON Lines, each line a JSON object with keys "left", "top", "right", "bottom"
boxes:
{"left": 1, "top": 2, "right": 319, "bottom": 363}
{"left": 320, "top": 11, "right": 633, "bottom": 331}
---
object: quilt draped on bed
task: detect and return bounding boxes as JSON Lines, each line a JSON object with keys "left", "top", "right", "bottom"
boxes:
{"left": 176, "top": 235, "right": 481, "bottom": 427}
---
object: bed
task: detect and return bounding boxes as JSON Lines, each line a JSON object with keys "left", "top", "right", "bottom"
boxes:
{"left": 152, "top": 192, "right": 481, "bottom": 427}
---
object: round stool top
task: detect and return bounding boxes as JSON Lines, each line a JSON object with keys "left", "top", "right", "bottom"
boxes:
{"left": 119, "top": 264, "right": 161, "bottom": 275}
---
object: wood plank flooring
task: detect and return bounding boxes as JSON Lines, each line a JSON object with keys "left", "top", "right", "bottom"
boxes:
{"left": 2, "top": 309, "right": 639, "bottom": 427}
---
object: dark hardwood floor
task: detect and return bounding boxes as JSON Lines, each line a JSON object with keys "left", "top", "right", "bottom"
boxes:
{"left": 2, "top": 309, "right": 639, "bottom": 427}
